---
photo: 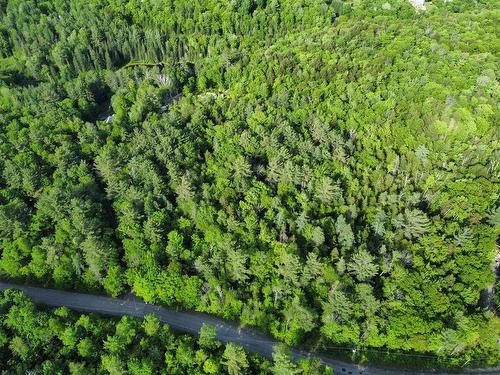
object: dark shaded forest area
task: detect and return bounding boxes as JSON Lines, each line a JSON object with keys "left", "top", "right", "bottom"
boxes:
{"left": 0, "top": 0, "right": 498, "bottom": 370}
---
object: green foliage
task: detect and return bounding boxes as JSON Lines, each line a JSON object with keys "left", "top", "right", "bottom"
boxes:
{"left": 222, "top": 343, "right": 249, "bottom": 375}
{"left": 347, "top": 249, "right": 379, "bottom": 282}
{"left": 0, "top": 0, "right": 498, "bottom": 368}
{"left": 2, "top": 290, "right": 315, "bottom": 374}
{"left": 199, "top": 323, "right": 220, "bottom": 350}
{"left": 271, "top": 345, "right": 301, "bottom": 375}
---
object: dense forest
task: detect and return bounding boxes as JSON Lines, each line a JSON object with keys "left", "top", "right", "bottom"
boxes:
{"left": 0, "top": 0, "right": 499, "bottom": 370}
{"left": 0, "top": 289, "right": 331, "bottom": 374}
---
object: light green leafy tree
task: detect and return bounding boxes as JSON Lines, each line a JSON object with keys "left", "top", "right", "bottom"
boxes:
{"left": 222, "top": 343, "right": 249, "bottom": 375}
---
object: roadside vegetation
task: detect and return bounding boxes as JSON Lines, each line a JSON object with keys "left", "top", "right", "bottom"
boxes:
{"left": 0, "top": 289, "right": 332, "bottom": 374}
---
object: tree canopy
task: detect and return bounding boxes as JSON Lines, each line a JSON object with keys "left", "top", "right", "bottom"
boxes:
{"left": 0, "top": 0, "right": 499, "bottom": 369}
{"left": 0, "top": 289, "right": 331, "bottom": 374}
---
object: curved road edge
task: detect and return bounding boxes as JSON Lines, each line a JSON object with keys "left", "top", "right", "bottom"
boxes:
{"left": 0, "top": 282, "right": 497, "bottom": 375}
